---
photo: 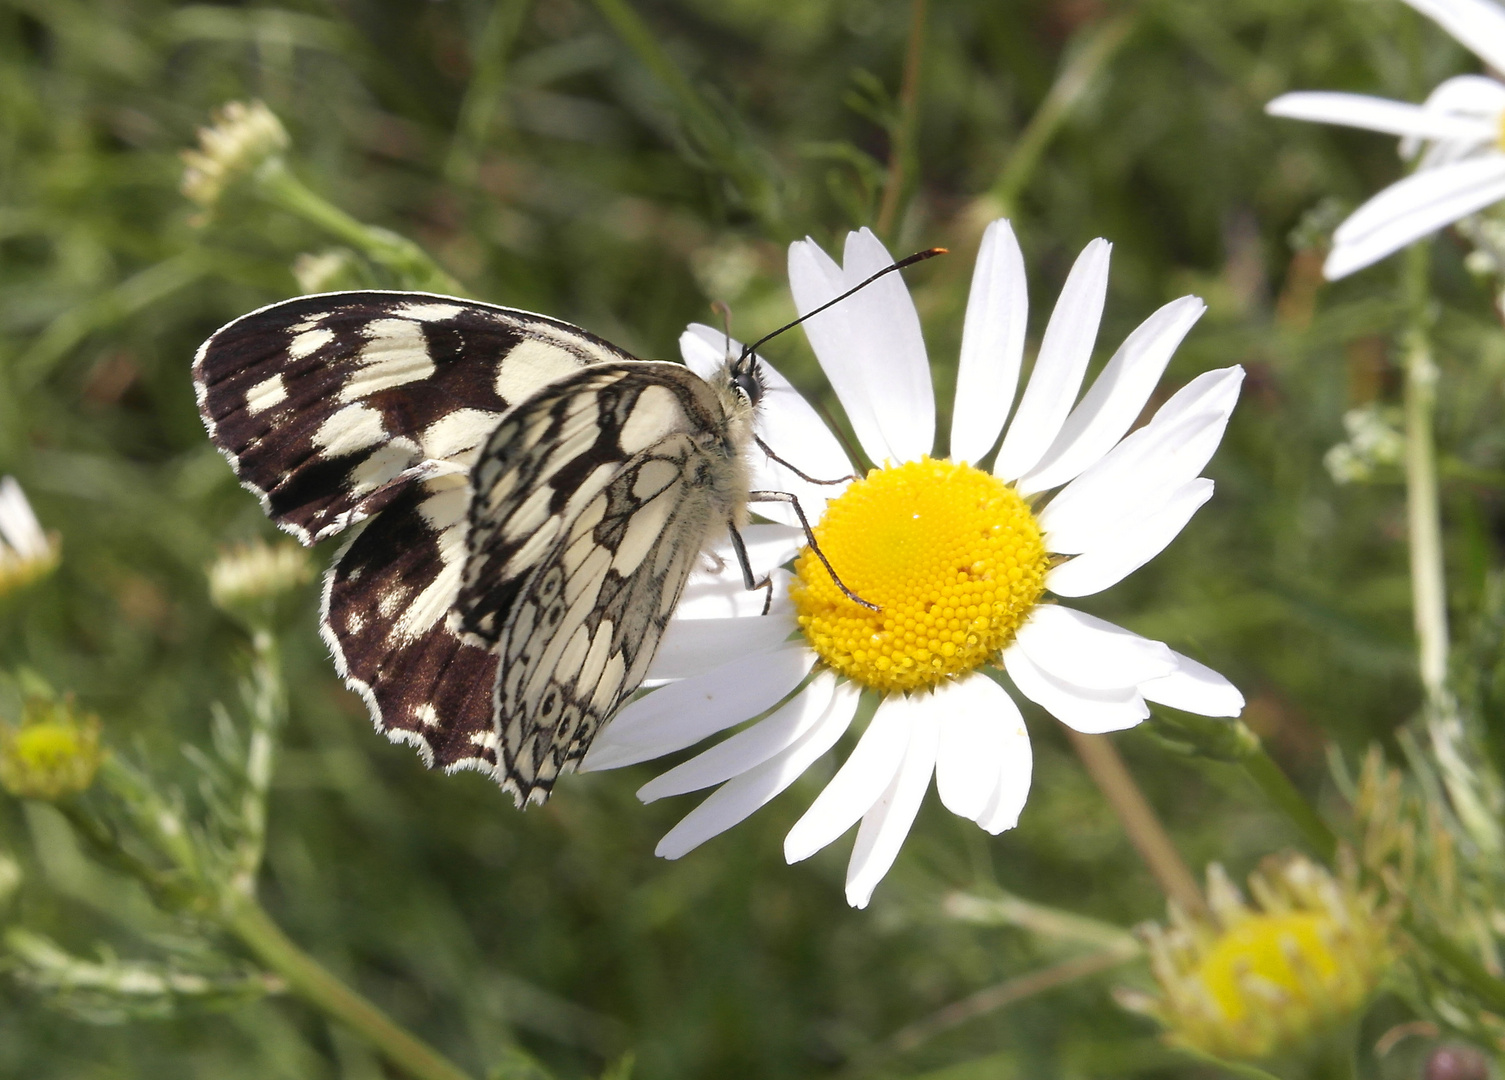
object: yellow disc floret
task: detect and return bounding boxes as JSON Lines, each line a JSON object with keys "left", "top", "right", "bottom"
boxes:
{"left": 790, "top": 457, "right": 1049, "bottom": 692}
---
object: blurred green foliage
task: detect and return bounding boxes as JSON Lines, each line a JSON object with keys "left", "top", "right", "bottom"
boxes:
{"left": 3, "top": 0, "right": 1505, "bottom": 1076}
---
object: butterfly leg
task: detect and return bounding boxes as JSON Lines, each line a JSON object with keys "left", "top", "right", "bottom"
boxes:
{"left": 747, "top": 491, "right": 880, "bottom": 612}
{"left": 754, "top": 435, "right": 857, "bottom": 486}
{"left": 726, "top": 521, "right": 775, "bottom": 616}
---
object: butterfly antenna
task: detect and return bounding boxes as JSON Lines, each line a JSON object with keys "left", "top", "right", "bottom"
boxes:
{"left": 737, "top": 247, "right": 946, "bottom": 364}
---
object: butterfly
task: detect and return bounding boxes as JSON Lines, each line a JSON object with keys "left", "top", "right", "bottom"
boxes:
{"left": 193, "top": 260, "right": 930, "bottom": 805}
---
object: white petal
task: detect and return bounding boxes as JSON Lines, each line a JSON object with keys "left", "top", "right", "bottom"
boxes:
{"left": 1019, "top": 296, "right": 1206, "bottom": 494}
{"left": 1405, "top": 76, "right": 1505, "bottom": 159}
{"left": 784, "top": 693, "right": 912, "bottom": 863}
{"left": 580, "top": 644, "right": 815, "bottom": 770}
{"left": 1401, "top": 0, "right": 1505, "bottom": 75}
{"left": 675, "top": 566, "right": 795, "bottom": 622}
{"left": 1038, "top": 366, "right": 1242, "bottom": 554}
{"left": 950, "top": 219, "right": 1028, "bottom": 464}
{"left": 678, "top": 324, "right": 736, "bottom": 380}
{"left": 1325, "top": 155, "right": 1505, "bottom": 279}
{"left": 1265, "top": 91, "right": 1496, "bottom": 142}
{"left": 1140, "top": 652, "right": 1244, "bottom": 718}
{"left": 935, "top": 674, "right": 1017, "bottom": 821}
{"left": 648, "top": 609, "right": 795, "bottom": 682}
{"left": 1013, "top": 606, "right": 1177, "bottom": 689}
{"left": 1002, "top": 645, "right": 1148, "bottom": 734}
{"left": 0, "top": 478, "right": 48, "bottom": 559}
{"left": 995, "top": 239, "right": 1111, "bottom": 480}
{"left": 638, "top": 671, "right": 838, "bottom": 801}
{"left": 1418, "top": 74, "right": 1505, "bottom": 121}
{"left": 837, "top": 228, "right": 935, "bottom": 461}
{"left": 789, "top": 233, "right": 936, "bottom": 464}
{"left": 695, "top": 524, "right": 804, "bottom": 583}
{"left": 977, "top": 693, "right": 1032, "bottom": 834}
{"left": 788, "top": 238, "right": 889, "bottom": 463}
{"left": 654, "top": 679, "right": 861, "bottom": 859}
{"left": 845, "top": 708, "right": 940, "bottom": 908}
{"left": 1046, "top": 478, "right": 1215, "bottom": 597}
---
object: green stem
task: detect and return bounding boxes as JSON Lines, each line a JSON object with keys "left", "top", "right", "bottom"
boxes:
{"left": 254, "top": 160, "right": 464, "bottom": 294}
{"left": 992, "top": 13, "right": 1135, "bottom": 217}
{"left": 874, "top": 0, "right": 927, "bottom": 241}
{"left": 446, "top": 0, "right": 533, "bottom": 185}
{"left": 1240, "top": 749, "right": 1337, "bottom": 862}
{"left": 227, "top": 898, "right": 476, "bottom": 1080}
{"left": 1399, "top": 243, "right": 1502, "bottom": 855}
{"left": 1401, "top": 243, "right": 1448, "bottom": 702}
{"left": 229, "top": 629, "right": 284, "bottom": 898}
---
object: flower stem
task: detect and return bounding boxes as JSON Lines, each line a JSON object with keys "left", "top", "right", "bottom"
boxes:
{"left": 226, "top": 898, "right": 477, "bottom": 1080}
{"left": 1401, "top": 243, "right": 1448, "bottom": 703}
{"left": 1065, "top": 728, "right": 1208, "bottom": 919}
{"left": 991, "top": 13, "right": 1135, "bottom": 217}
{"left": 1399, "top": 243, "right": 1502, "bottom": 855}
{"left": 1240, "top": 748, "right": 1336, "bottom": 862}
{"left": 254, "top": 160, "right": 464, "bottom": 295}
{"left": 874, "top": 0, "right": 927, "bottom": 242}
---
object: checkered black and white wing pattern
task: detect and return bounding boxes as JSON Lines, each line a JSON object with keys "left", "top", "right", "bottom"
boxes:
{"left": 194, "top": 290, "right": 642, "bottom": 783}
{"left": 192, "top": 290, "right": 636, "bottom": 544}
{"left": 454, "top": 363, "right": 746, "bottom": 805}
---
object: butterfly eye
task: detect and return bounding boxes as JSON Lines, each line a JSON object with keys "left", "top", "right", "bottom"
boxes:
{"left": 732, "top": 365, "right": 763, "bottom": 408}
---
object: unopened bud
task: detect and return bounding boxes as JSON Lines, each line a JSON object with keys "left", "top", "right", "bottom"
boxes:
{"left": 181, "top": 101, "right": 289, "bottom": 213}
{"left": 208, "top": 538, "right": 313, "bottom": 627}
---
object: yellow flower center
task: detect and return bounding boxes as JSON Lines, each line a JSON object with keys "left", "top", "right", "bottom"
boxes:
{"left": 790, "top": 457, "right": 1049, "bottom": 692}
{"left": 1197, "top": 913, "right": 1340, "bottom": 1023}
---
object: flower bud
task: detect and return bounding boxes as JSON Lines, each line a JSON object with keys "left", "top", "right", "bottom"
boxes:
{"left": 180, "top": 101, "right": 289, "bottom": 212}
{"left": 207, "top": 538, "right": 313, "bottom": 628}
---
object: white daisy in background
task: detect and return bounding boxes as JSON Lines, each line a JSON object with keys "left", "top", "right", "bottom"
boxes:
{"left": 1267, "top": 0, "right": 1505, "bottom": 279}
{"left": 0, "top": 476, "right": 59, "bottom": 597}
{"left": 580, "top": 221, "right": 1246, "bottom": 908}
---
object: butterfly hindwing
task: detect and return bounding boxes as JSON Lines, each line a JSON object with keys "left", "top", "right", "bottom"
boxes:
{"left": 455, "top": 363, "right": 748, "bottom": 804}
{"left": 193, "top": 291, "right": 636, "bottom": 543}
{"left": 320, "top": 474, "right": 502, "bottom": 774}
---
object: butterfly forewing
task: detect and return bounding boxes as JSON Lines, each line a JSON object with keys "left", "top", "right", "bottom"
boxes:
{"left": 193, "top": 291, "right": 636, "bottom": 543}
{"left": 456, "top": 363, "right": 748, "bottom": 803}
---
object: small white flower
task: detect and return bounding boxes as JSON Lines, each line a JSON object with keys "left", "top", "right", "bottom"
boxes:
{"left": 582, "top": 221, "right": 1245, "bottom": 908}
{"left": 0, "top": 477, "right": 59, "bottom": 596}
{"left": 1268, "top": 0, "right": 1505, "bottom": 279}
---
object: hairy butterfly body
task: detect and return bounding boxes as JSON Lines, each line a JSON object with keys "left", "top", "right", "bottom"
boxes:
{"left": 194, "top": 290, "right": 761, "bottom": 806}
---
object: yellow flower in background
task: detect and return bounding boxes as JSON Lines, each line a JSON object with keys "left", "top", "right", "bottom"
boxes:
{"left": 0, "top": 700, "right": 104, "bottom": 801}
{"left": 0, "top": 477, "right": 60, "bottom": 598}
{"left": 1120, "top": 853, "right": 1395, "bottom": 1062}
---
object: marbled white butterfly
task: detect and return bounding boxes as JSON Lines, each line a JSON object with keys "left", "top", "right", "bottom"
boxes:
{"left": 193, "top": 258, "right": 932, "bottom": 805}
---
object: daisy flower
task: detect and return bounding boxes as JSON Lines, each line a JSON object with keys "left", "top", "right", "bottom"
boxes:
{"left": 580, "top": 221, "right": 1245, "bottom": 908}
{"left": 1267, "top": 0, "right": 1505, "bottom": 279}
{"left": 0, "top": 476, "right": 59, "bottom": 597}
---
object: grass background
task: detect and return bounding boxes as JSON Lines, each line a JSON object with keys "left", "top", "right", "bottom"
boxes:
{"left": 3, "top": 0, "right": 1504, "bottom": 1076}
